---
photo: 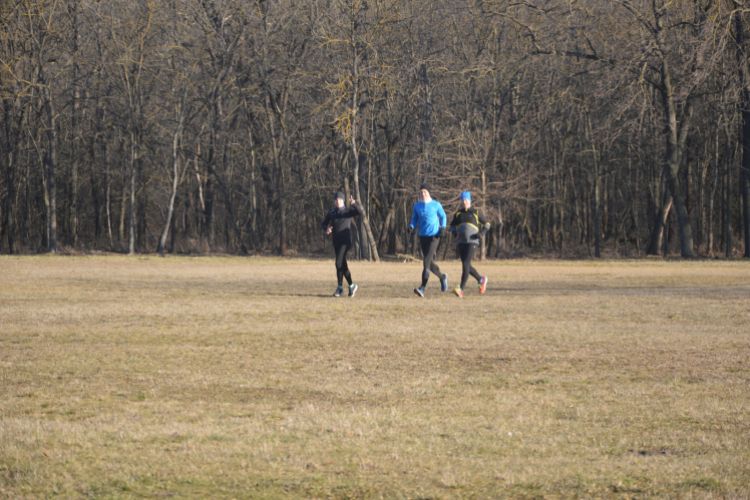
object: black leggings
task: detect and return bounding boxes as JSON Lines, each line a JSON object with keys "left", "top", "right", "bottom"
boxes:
{"left": 334, "top": 240, "right": 352, "bottom": 286}
{"left": 458, "top": 243, "right": 481, "bottom": 289}
{"left": 419, "top": 235, "right": 443, "bottom": 288}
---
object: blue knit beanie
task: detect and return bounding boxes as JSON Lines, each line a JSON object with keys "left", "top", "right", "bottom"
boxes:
{"left": 460, "top": 191, "right": 471, "bottom": 201}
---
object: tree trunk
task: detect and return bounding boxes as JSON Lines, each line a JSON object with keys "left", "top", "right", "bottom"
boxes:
{"left": 71, "top": 86, "right": 80, "bottom": 249}
{"left": 248, "top": 136, "right": 258, "bottom": 250}
{"left": 104, "top": 140, "right": 113, "bottom": 249}
{"left": 587, "top": 115, "right": 601, "bottom": 258}
{"left": 3, "top": 100, "right": 15, "bottom": 254}
{"left": 630, "top": 151, "right": 641, "bottom": 256}
{"left": 119, "top": 180, "right": 127, "bottom": 249}
{"left": 648, "top": 185, "right": 673, "bottom": 256}
{"left": 665, "top": 162, "right": 694, "bottom": 258}
{"left": 495, "top": 201, "right": 504, "bottom": 258}
{"left": 4, "top": 147, "right": 14, "bottom": 255}
{"left": 725, "top": 133, "right": 733, "bottom": 258}
{"left": 708, "top": 118, "right": 721, "bottom": 256}
{"left": 480, "top": 169, "right": 486, "bottom": 260}
{"left": 128, "top": 136, "right": 138, "bottom": 255}
{"left": 422, "top": 63, "right": 432, "bottom": 183}
{"left": 158, "top": 100, "right": 186, "bottom": 254}
{"left": 594, "top": 157, "right": 601, "bottom": 258}
{"left": 24, "top": 159, "right": 30, "bottom": 248}
{"left": 377, "top": 199, "right": 396, "bottom": 251}
{"left": 124, "top": 66, "right": 142, "bottom": 255}
{"left": 742, "top": 103, "right": 750, "bottom": 257}
{"left": 738, "top": 12, "right": 750, "bottom": 258}
{"left": 278, "top": 156, "right": 287, "bottom": 255}
{"left": 45, "top": 86, "right": 58, "bottom": 254}
{"left": 206, "top": 161, "right": 249, "bottom": 255}
{"left": 263, "top": 91, "right": 286, "bottom": 255}
{"left": 350, "top": 35, "right": 379, "bottom": 262}
{"left": 657, "top": 15, "right": 694, "bottom": 257}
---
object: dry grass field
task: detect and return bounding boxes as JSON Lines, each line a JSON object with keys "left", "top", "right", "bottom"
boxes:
{"left": 1, "top": 255, "right": 749, "bottom": 500}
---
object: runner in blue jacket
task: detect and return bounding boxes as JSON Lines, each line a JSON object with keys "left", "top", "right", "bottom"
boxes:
{"left": 408, "top": 184, "right": 448, "bottom": 297}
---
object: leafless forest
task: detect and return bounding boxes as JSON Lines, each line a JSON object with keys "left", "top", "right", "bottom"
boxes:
{"left": 1, "top": 0, "right": 749, "bottom": 259}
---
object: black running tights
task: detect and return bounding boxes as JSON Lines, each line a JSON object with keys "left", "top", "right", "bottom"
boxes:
{"left": 419, "top": 235, "right": 443, "bottom": 288}
{"left": 458, "top": 243, "right": 481, "bottom": 289}
{"left": 334, "top": 240, "right": 352, "bottom": 287}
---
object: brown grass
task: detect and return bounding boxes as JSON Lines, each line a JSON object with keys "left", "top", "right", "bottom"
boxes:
{"left": 1, "top": 255, "right": 749, "bottom": 499}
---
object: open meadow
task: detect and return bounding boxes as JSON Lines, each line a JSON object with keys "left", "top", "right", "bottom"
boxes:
{"left": 1, "top": 255, "right": 749, "bottom": 499}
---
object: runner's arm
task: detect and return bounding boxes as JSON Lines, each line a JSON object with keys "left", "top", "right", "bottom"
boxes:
{"left": 477, "top": 210, "right": 491, "bottom": 237}
{"left": 349, "top": 200, "right": 364, "bottom": 217}
{"left": 449, "top": 211, "right": 460, "bottom": 232}
{"left": 408, "top": 203, "right": 420, "bottom": 232}
{"left": 438, "top": 204, "right": 448, "bottom": 230}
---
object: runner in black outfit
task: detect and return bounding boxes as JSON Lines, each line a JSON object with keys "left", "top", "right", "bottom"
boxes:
{"left": 321, "top": 192, "right": 363, "bottom": 297}
{"left": 449, "top": 191, "right": 490, "bottom": 298}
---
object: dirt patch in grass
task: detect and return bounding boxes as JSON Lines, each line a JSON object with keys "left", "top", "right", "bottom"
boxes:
{"left": 1, "top": 255, "right": 749, "bottom": 499}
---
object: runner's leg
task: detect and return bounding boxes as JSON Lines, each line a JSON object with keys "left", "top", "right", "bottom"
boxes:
{"left": 419, "top": 236, "right": 433, "bottom": 287}
{"left": 464, "top": 244, "right": 481, "bottom": 283}
{"left": 429, "top": 242, "right": 443, "bottom": 278}
{"left": 420, "top": 235, "right": 442, "bottom": 288}
{"left": 469, "top": 264, "right": 481, "bottom": 282}
{"left": 419, "top": 237, "right": 430, "bottom": 287}
{"left": 334, "top": 241, "right": 349, "bottom": 287}
{"left": 458, "top": 243, "right": 472, "bottom": 289}
{"left": 341, "top": 241, "right": 352, "bottom": 285}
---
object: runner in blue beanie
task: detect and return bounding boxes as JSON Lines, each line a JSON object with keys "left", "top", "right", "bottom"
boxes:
{"left": 449, "top": 191, "right": 489, "bottom": 297}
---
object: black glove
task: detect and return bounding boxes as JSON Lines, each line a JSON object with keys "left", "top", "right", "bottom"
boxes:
{"left": 435, "top": 227, "right": 444, "bottom": 239}
{"left": 407, "top": 226, "right": 414, "bottom": 236}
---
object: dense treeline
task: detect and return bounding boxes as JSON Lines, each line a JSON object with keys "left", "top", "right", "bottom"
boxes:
{"left": 1, "top": 0, "right": 749, "bottom": 259}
